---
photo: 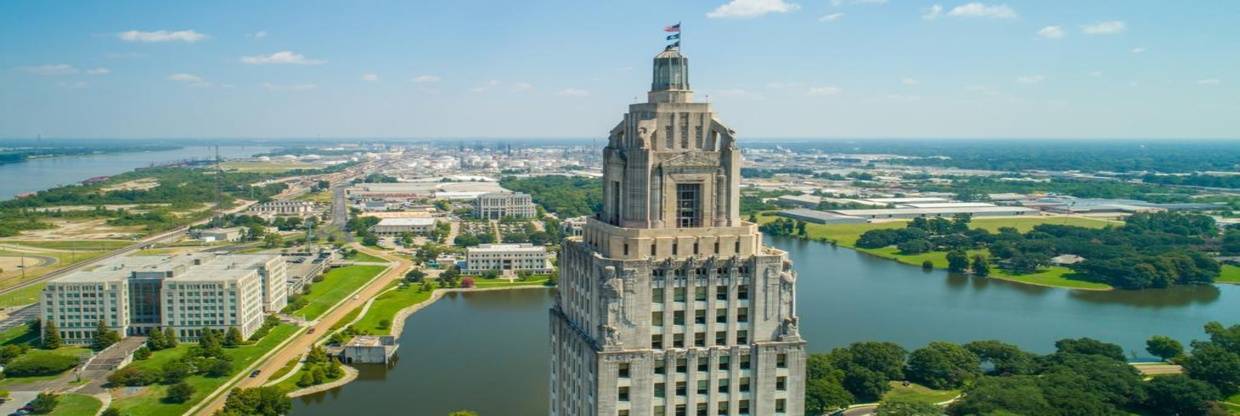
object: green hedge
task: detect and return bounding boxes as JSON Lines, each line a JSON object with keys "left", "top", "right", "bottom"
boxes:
{"left": 5, "top": 350, "right": 79, "bottom": 377}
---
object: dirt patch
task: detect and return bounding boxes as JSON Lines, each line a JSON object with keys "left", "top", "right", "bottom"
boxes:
{"left": 101, "top": 178, "right": 159, "bottom": 192}
{"left": 0, "top": 256, "right": 55, "bottom": 272}
{"left": 18, "top": 219, "right": 143, "bottom": 240}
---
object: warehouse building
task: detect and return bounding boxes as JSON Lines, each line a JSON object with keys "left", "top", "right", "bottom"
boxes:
{"left": 778, "top": 208, "right": 868, "bottom": 224}
{"left": 830, "top": 206, "right": 1038, "bottom": 219}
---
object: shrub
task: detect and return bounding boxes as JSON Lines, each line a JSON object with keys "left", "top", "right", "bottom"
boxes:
{"left": 29, "top": 392, "right": 58, "bottom": 414}
{"left": 107, "top": 366, "right": 161, "bottom": 386}
{"left": 164, "top": 381, "right": 194, "bottom": 403}
{"left": 133, "top": 346, "right": 152, "bottom": 360}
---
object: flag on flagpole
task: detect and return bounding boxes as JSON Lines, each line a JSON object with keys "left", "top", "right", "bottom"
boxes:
{"left": 666, "top": 41, "right": 680, "bottom": 49}
{"left": 666, "top": 33, "right": 680, "bottom": 41}
{"left": 664, "top": 23, "right": 681, "bottom": 33}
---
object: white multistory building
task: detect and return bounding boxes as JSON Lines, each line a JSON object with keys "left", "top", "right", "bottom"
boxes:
{"left": 464, "top": 243, "right": 552, "bottom": 275}
{"left": 41, "top": 253, "right": 287, "bottom": 343}
{"left": 475, "top": 192, "right": 537, "bottom": 219}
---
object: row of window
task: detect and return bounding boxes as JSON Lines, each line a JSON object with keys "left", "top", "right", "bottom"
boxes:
{"left": 654, "top": 286, "right": 749, "bottom": 303}
{"left": 622, "top": 240, "right": 744, "bottom": 257}
{"left": 652, "top": 308, "right": 748, "bottom": 326}
{"left": 617, "top": 399, "right": 787, "bottom": 416}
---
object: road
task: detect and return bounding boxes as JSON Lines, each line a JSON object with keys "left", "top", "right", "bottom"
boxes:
{"left": 193, "top": 243, "right": 410, "bottom": 416}
{"left": 330, "top": 184, "right": 353, "bottom": 242}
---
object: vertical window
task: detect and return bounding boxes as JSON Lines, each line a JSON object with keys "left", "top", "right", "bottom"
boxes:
{"left": 653, "top": 334, "right": 663, "bottom": 349}
{"left": 718, "top": 378, "right": 730, "bottom": 393}
{"left": 623, "top": 243, "right": 629, "bottom": 256}
{"left": 737, "top": 307, "right": 749, "bottom": 323}
{"left": 695, "top": 287, "right": 707, "bottom": 302}
{"left": 676, "top": 381, "right": 687, "bottom": 396}
{"left": 619, "top": 363, "right": 630, "bottom": 378}
{"left": 718, "top": 355, "right": 730, "bottom": 371}
{"left": 737, "top": 330, "right": 748, "bottom": 344}
{"left": 777, "top": 353, "right": 787, "bottom": 368}
{"left": 655, "top": 382, "right": 666, "bottom": 398}
{"left": 673, "top": 243, "right": 678, "bottom": 256}
{"left": 776, "top": 376, "right": 787, "bottom": 390}
{"left": 739, "top": 377, "right": 751, "bottom": 392}
{"left": 676, "top": 183, "right": 702, "bottom": 228}
{"left": 737, "top": 285, "right": 749, "bottom": 300}
{"left": 652, "top": 312, "right": 664, "bottom": 326}
{"left": 677, "top": 358, "right": 688, "bottom": 373}
{"left": 651, "top": 243, "right": 657, "bottom": 256}
{"left": 656, "top": 361, "right": 666, "bottom": 374}
{"left": 654, "top": 289, "right": 664, "bottom": 303}
{"left": 740, "top": 355, "right": 751, "bottom": 370}
{"left": 697, "top": 380, "right": 708, "bottom": 395}
{"left": 715, "top": 331, "right": 726, "bottom": 345}
{"left": 674, "top": 333, "right": 684, "bottom": 348}
{"left": 693, "top": 242, "right": 699, "bottom": 255}
{"left": 716, "top": 287, "right": 728, "bottom": 301}
{"left": 618, "top": 386, "right": 629, "bottom": 401}
{"left": 714, "top": 241, "right": 720, "bottom": 254}
{"left": 776, "top": 399, "right": 786, "bottom": 413}
{"left": 674, "top": 288, "right": 686, "bottom": 302}
{"left": 734, "top": 240, "right": 740, "bottom": 254}
{"left": 697, "top": 357, "right": 708, "bottom": 371}
{"left": 694, "top": 309, "right": 706, "bottom": 324}
{"left": 674, "top": 311, "right": 685, "bottom": 325}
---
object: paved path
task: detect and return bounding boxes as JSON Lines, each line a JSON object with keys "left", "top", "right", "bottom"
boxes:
{"left": 0, "top": 391, "right": 38, "bottom": 415}
{"left": 193, "top": 243, "right": 408, "bottom": 416}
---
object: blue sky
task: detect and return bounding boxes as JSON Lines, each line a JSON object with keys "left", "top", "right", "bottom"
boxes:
{"left": 1, "top": 0, "right": 1237, "bottom": 139}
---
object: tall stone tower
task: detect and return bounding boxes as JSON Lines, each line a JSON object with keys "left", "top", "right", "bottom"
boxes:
{"left": 550, "top": 45, "right": 806, "bottom": 416}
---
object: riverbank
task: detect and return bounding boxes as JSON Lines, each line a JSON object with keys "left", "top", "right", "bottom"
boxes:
{"left": 756, "top": 213, "right": 1117, "bottom": 291}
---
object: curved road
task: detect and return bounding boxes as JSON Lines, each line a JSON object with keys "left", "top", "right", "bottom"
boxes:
{"left": 193, "top": 243, "right": 410, "bottom": 416}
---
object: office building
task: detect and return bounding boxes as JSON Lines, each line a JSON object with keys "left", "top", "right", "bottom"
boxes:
{"left": 464, "top": 243, "right": 552, "bottom": 275}
{"left": 475, "top": 192, "right": 537, "bottom": 219}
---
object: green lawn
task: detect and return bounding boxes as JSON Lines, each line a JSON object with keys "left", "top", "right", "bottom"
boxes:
{"left": 0, "top": 283, "right": 47, "bottom": 308}
{"left": 271, "top": 363, "right": 344, "bottom": 394}
{"left": 353, "top": 283, "right": 435, "bottom": 335}
{"left": 0, "top": 322, "right": 38, "bottom": 345}
{"left": 881, "top": 381, "right": 960, "bottom": 404}
{"left": 758, "top": 213, "right": 1115, "bottom": 290}
{"left": 267, "top": 357, "right": 301, "bottom": 385}
{"left": 110, "top": 324, "right": 299, "bottom": 416}
{"left": 1219, "top": 265, "right": 1240, "bottom": 284}
{"left": 293, "top": 265, "right": 387, "bottom": 320}
{"left": 344, "top": 250, "right": 387, "bottom": 263}
{"left": 0, "top": 347, "right": 92, "bottom": 388}
{"left": 472, "top": 277, "right": 551, "bottom": 289}
{"left": 48, "top": 393, "right": 102, "bottom": 416}
{"left": 0, "top": 240, "right": 132, "bottom": 251}
{"left": 1222, "top": 392, "right": 1240, "bottom": 414}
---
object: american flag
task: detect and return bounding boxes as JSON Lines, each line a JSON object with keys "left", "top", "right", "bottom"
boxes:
{"left": 664, "top": 23, "right": 680, "bottom": 33}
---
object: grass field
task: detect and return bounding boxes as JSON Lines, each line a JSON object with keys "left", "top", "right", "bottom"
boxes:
{"left": 1219, "top": 265, "right": 1240, "bottom": 285}
{"left": 296, "top": 190, "right": 333, "bottom": 204}
{"left": 48, "top": 393, "right": 103, "bottom": 416}
{"left": 353, "top": 282, "right": 434, "bottom": 334}
{"left": 0, "top": 283, "right": 49, "bottom": 308}
{"left": 472, "top": 277, "right": 551, "bottom": 289}
{"left": 109, "top": 324, "right": 299, "bottom": 416}
{"left": 1, "top": 240, "right": 132, "bottom": 251}
{"left": 881, "top": 381, "right": 960, "bottom": 404}
{"left": 292, "top": 265, "right": 387, "bottom": 320}
{"left": 343, "top": 250, "right": 387, "bottom": 263}
{"left": 757, "top": 213, "right": 1116, "bottom": 290}
{"left": 0, "top": 347, "right": 92, "bottom": 388}
{"left": 271, "top": 362, "right": 344, "bottom": 394}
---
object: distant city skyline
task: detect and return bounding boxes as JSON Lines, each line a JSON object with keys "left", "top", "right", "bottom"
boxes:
{"left": 2, "top": 0, "right": 1238, "bottom": 139}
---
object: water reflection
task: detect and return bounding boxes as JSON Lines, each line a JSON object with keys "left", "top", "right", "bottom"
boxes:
{"left": 1070, "top": 284, "right": 1221, "bottom": 308}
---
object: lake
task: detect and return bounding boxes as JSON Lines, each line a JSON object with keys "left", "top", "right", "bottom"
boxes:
{"left": 0, "top": 145, "right": 270, "bottom": 200}
{"left": 291, "top": 235, "right": 1240, "bottom": 415}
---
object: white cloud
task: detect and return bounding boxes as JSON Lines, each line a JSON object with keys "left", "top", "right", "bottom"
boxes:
{"left": 1016, "top": 75, "right": 1045, "bottom": 84}
{"left": 361, "top": 73, "right": 379, "bottom": 82}
{"left": 819, "top": 12, "right": 845, "bottom": 22}
{"left": 19, "top": 64, "right": 79, "bottom": 76}
{"left": 901, "top": 78, "right": 919, "bottom": 86}
{"left": 922, "top": 4, "right": 943, "bottom": 20}
{"left": 1130, "top": 47, "right": 1146, "bottom": 54}
{"left": 241, "top": 51, "right": 325, "bottom": 65}
{"left": 248, "top": 31, "right": 268, "bottom": 39}
{"left": 412, "top": 75, "right": 441, "bottom": 83}
{"left": 1037, "top": 26, "right": 1065, "bottom": 39}
{"left": 510, "top": 82, "right": 534, "bottom": 92}
{"left": 946, "top": 3, "right": 1017, "bottom": 19}
{"left": 117, "top": 30, "right": 207, "bottom": 43}
{"left": 262, "top": 82, "right": 317, "bottom": 91}
{"left": 706, "top": 0, "right": 800, "bottom": 19}
{"left": 167, "top": 73, "right": 210, "bottom": 87}
{"left": 557, "top": 88, "right": 590, "bottom": 97}
{"left": 1196, "top": 78, "right": 1221, "bottom": 86}
{"left": 807, "top": 86, "right": 842, "bottom": 96}
{"left": 1082, "top": 21, "right": 1126, "bottom": 35}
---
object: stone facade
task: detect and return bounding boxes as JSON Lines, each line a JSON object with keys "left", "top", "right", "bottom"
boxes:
{"left": 550, "top": 46, "right": 805, "bottom": 416}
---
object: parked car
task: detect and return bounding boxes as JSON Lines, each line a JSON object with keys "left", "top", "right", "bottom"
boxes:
{"left": 249, "top": 370, "right": 261, "bottom": 378}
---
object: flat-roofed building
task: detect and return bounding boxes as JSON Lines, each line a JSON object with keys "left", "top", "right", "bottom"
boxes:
{"left": 830, "top": 206, "right": 1037, "bottom": 219}
{"left": 41, "top": 253, "right": 287, "bottom": 344}
{"left": 464, "top": 243, "right": 551, "bottom": 274}
{"left": 369, "top": 217, "right": 437, "bottom": 237}
{"left": 247, "top": 200, "right": 319, "bottom": 217}
{"left": 778, "top": 208, "right": 867, "bottom": 224}
{"left": 191, "top": 227, "right": 244, "bottom": 242}
{"left": 474, "top": 192, "right": 536, "bottom": 219}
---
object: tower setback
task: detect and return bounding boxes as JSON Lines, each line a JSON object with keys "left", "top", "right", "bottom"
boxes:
{"left": 550, "top": 46, "right": 806, "bottom": 416}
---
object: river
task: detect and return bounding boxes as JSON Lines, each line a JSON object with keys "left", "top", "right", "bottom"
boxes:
{"left": 290, "top": 235, "right": 1240, "bottom": 415}
{"left": 0, "top": 145, "right": 271, "bottom": 200}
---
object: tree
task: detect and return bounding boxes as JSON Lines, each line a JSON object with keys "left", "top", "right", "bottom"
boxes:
{"left": 310, "top": 367, "right": 327, "bottom": 385}
{"left": 877, "top": 397, "right": 943, "bottom": 416}
{"left": 921, "top": 260, "right": 933, "bottom": 270}
{"left": 460, "top": 276, "right": 476, "bottom": 288}
{"left": 963, "top": 340, "right": 1036, "bottom": 376}
{"left": 296, "top": 370, "right": 316, "bottom": 387}
{"left": 147, "top": 328, "right": 167, "bottom": 350}
{"left": 897, "top": 239, "right": 933, "bottom": 255}
{"left": 1054, "top": 337, "right": 1126, "bottom": 361}
{"left": 326, "top": 358, "right": 344, "bottom": 379}
{"left": 165, "top": 381, "right": 195, "bottom": 403}
{"left": 91, "top": 320, "right": 121, "bottom": 351}
{"left": 970, "top": 255, "right": 990, "bottom": 277}
{"left": 905, "top": 342, "right": 981, "bottom": 390}
{"left": 162, "top": 360, "right": 191, "bottom": 383}
{"left": 224, "top": 327, "right": 244, "bottom": 348}
{"left": 1204, "top": 321, "right": 1240, "bottom": 354}
{"left": 1142, "top": 374, "right": 1220, "bottom": 416}
{"left": 1183, "top": 342, "right": 1240, "bottom": 395}
{"left": 206, "top": 358, "right": 234, "bottom": 377}
{"left": 829, "top": 342, "right": 908, "bottom": 401}
{"left": 198, "top": 327, "right": 224, "bottom": 358}
{"left": 219, "top": 386, "right": 292, "bottom": 416}
{"left": 29, "top": 392, "right": 58, "bottom": 414}
{"left": 948, "top": 376, "right": 1053, "bottom": 416}
{"left": 946, "top": 250, "right": 969, "bottom": 273}
{"left": 42, "top": 320, "right": 62, "bottom": 349}
{"left": 405, "top": 269, "right": 426, "bottom": 283}
{"left": 101, "top": 408, "right": 122, "bottom": 416}
{"left": 1146, "top": 335, "right": 1184, "bottom": 361}
{"left": 163, "top": 327, "right": 179, "bottom": 348}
